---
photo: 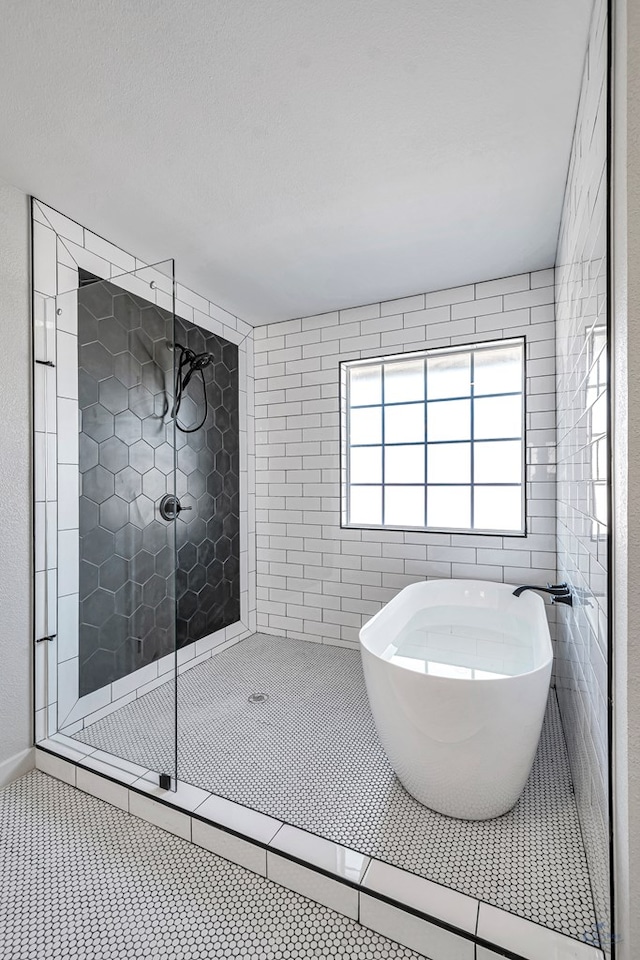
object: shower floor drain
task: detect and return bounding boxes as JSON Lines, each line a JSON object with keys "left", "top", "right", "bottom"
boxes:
{"left": 248, "top": 692, "right": 269, "bottom": 704}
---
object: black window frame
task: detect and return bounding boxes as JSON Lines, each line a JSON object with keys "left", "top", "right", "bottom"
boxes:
{"left": 339, "top": 336, "right": 527, "bottom": 537}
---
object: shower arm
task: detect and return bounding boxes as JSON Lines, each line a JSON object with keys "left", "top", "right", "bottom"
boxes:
{"left": 512, "top": 582, "right": 573, "bottom": 606}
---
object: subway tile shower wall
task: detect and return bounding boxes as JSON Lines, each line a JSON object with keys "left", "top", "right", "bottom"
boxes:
{"left": 254, "top": 269, "right": 557, "bottom": 651}
{"left": 554, "top": 0, "right": 610, "bottom": 945}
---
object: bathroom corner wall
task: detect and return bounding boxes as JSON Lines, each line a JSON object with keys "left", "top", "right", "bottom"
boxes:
{"left": 554, "top": 0, "right": 610, "bottom": 944}
{"left": 0, "top": 179, "right": 33, "bottom": 786}
{"left": 253, "top": 269, "right": 557, "bottom": 650}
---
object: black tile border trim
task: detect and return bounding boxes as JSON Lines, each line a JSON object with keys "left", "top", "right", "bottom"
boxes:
{"left": 605, "top": 3, "right": 615, "bottom": 959}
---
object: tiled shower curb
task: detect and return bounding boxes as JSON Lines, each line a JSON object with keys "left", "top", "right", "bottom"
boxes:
{"left": 34, "top": 743, "right": 603, "bottom": 960}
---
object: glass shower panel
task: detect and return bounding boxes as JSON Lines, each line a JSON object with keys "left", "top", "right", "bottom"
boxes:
{"left": 55, "top": 261, "right": 179, "bottom": 787}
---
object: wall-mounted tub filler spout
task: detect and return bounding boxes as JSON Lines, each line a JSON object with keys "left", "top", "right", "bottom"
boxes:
{"left": 512, "top": 582, "right": 573, "bottom": 606}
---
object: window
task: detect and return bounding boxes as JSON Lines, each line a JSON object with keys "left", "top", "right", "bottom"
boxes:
{"left": 340, "top": 338, "right": 525, "bottom": 534}
{"left": 586, "top": 323, "right": 607, "bottom": 538}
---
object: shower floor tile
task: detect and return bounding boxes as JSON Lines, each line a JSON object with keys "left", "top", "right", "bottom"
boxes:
{"left": 74, "top": 633, "right": 598, "bottom": 942}
{"left": 0, "top": 770, "right": 420, "bottom": 959}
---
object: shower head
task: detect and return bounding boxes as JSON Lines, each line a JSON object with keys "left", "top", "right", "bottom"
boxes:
{"left": 189, "top": 352, "right": 214, "bottom": 371}
{"left": 169, "top": 343, "right": 214, "bottom": 386}
{"left": 167, "top": 342, "right": 214, "bottom": 368}
{"left": 169, "top": 342, "right": 215, "bottom": 434}
{"left": 181, "top": 350, "right": 213, "bottom": 389}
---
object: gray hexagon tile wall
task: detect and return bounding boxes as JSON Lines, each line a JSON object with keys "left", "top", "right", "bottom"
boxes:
{"left": 77, "top": 271, "right": 240, "bottom": 696}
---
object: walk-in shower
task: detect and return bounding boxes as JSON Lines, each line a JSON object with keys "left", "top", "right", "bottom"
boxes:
{"left": 33, "top": 235, "right": 248, "bottom": 788}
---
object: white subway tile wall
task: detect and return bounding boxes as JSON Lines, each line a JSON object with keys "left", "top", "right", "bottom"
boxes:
{"left": 554, "top": 0, "right": 610, "bottom": 945}
{"left": 254, "top": 270, "right": 557, "bottom": 650}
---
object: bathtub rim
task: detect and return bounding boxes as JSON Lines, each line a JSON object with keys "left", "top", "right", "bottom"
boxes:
{"left": 359, "top": 578, "right": 553, "bottom": 683}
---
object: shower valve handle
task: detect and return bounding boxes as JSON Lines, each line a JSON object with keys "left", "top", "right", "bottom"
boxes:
{"left": 159, "top": 494, "right": 192, "bottom": 521}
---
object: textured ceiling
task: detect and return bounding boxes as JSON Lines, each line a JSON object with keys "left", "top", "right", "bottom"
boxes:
{"left": 0, "top": 0, "right": 593, "bottom": 323}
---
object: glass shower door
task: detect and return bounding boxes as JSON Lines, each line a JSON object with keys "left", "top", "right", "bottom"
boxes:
{"left": 54, "top": 260, "right": 179, "bottom": 787}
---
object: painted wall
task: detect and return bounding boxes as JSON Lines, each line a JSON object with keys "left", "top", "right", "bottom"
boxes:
{"left": 253, "top": 270, "right": 557, "bottom": 649}
{"left": 0, "top": 179, "right": 33, "bottom": 783}
{"left": 554, "top": 0, "right": 610, "bottom": 946}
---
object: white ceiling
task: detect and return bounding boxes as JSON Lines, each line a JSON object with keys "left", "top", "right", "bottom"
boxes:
{"left": 0, "top": 1, "right": 593, "bottom": 324}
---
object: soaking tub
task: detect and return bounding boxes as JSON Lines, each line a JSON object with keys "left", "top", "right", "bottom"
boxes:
{"left": 359, "top": 579, "right": 552, "bottom": 820}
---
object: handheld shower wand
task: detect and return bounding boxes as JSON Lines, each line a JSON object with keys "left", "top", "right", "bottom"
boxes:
{"left": 170, "top": 343, "right": 215, "bottom": 433}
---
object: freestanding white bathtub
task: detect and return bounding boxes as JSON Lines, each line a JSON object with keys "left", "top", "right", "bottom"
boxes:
{"left": 359, "top": 579, "right": 552, "bottom": 820}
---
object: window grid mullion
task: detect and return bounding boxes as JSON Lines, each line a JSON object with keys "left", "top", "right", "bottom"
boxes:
{"left": 350, "top": 436, "right": 522, "bottom": 448}
{"left": 346, "top": 369, "right": 351, "bottom": 525}
{"left": 424, "top": 357, "right": 428, "bottom": 527}
{"left": 349, "top": 482, "right": 521, "bottom": 487}
{"left": 350, "top": 389, "right": 521, "bottom": 410}
{"left": 470, "top": 350, "right": 475, "bottom": 530}
{"left": 381, "top": 364, "right": 386, "bottom": 526}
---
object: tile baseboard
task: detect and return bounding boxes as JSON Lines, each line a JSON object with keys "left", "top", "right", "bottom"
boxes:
{"left": 0, "top": 746, "right": 35, "bottom": 788}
